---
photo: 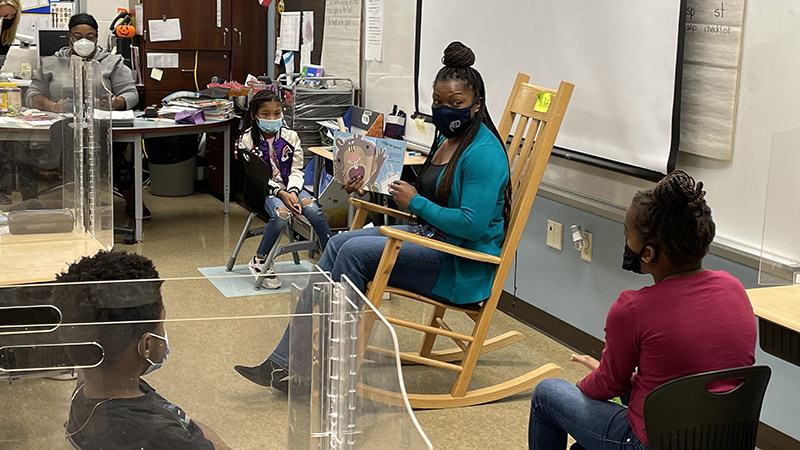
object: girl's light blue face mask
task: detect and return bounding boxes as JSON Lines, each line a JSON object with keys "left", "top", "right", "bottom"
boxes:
{"left": 257, "top": 118, "right": 282, "bottom": 134}
{"left": 140, "top": 330, "right": 170, "bottom": 376}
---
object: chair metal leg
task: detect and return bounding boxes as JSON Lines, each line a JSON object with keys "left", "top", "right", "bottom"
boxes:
{"left": 286, "top": 223, "right": 301, "bottom": 265}
{"left": 228, "top": 212, "right": 256, "bottom": 271}
{"left": 254, "top": 220, "right": 291, "bottom": 289}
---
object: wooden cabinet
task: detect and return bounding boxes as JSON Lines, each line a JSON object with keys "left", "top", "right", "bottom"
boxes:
{"left": 142, "top": 0, "right": 231, "bottom": 51}
{"left": 142, "top": 51, "right": 230, "bottom": 105}
{"left": 139, "top": 0, "right": 267, "bottom": 102}
{"left": 231, "top": 1, "right": 268, "bottom": 81}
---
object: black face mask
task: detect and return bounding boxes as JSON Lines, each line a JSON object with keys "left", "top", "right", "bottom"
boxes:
{"left": 622, "top": 244, "right": 655, "bottom": 274}
{"left": 1, "top": 18, "right": 14, "bottom": 31}
{"left": 431, "top": 100, "right": 478, "bottom": 139}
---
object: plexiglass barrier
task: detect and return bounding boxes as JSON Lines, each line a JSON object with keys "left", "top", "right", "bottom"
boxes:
{"left": 0, "top": 57, "right": 113, "bottom": 286}
{"left": 759, "top": 126, "right": 800, "bottom": 285}
{"left": 0, "top": 268, "right": 431, "bottom": 449}
{"left": 288, "top": 272, "right": 432, "bottom": 450}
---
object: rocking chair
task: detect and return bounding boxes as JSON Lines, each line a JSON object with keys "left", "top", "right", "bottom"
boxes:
{"left": 350, "top": 73, "right": 575, "bottom": 408}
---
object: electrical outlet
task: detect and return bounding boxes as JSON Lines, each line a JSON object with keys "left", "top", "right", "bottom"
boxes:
{"left": 581, "top": 232, "right": 593, "bottom": 262}
{"left": 546, "top": 220, "right": 563, "bottom": 251}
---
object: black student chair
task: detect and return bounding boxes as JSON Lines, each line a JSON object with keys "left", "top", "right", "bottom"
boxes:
{"left": 225, "top": 150, "right": 319, "bottom": 289}
{"left": 569, "top": 365, "right": 771, "bottom": 450}
{"left": 644, "top": 365, "right": 771, "bottom": 450}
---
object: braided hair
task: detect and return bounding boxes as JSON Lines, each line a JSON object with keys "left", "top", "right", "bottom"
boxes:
{"left": 241, "top": 90, "right": 282, "bottom": 147}
{"left": 417, "top": 41, "right": 512, "bottom": 234}
{"left": 630, "top": 170, "right": 716, "bottom": 265}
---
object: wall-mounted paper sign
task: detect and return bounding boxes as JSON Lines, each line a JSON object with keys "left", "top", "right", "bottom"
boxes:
{"left": 148, "top": 18, "right": 182, "bottom": 43}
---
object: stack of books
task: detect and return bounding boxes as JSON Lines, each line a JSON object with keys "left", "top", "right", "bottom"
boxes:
{"left": 159, "top": 98, "right": 233, "bottom": 119}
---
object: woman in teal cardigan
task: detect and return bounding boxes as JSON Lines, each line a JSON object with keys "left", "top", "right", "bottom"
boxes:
{"left": 234, "top": 41, "right": 511, "bottom": 391}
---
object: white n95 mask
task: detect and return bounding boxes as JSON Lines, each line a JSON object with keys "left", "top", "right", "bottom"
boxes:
{"left": 72, "top": 39, "right": 96, "bottom": 58}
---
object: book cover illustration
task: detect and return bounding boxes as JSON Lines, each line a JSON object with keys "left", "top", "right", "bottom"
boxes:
{"left": 333, "top": 131, "right": 406, "bottom": 195}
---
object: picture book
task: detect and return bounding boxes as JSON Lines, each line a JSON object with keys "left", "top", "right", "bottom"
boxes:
{"left": 333, "top": 131, "right": 407, "bottom": 195}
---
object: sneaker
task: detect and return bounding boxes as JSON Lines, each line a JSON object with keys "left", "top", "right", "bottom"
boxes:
{"left": 0, "top": 192, "right": 11, "bottom": 205}
{"left": 248, "top": 257, "right": 281, "bottom": 289}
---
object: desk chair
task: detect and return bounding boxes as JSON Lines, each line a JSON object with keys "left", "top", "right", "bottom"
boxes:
{"left": 226, "top": 150, "right": 319, "bottom": 289}
{"left": 644, "top": 365, "right": 771, "bottom": 450}
{"left": 349, "top": 73, "right": 574, "bottom": 408}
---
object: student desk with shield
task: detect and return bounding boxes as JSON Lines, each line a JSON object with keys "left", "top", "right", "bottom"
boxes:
{"left": 0, "top": 115, "right": 237, "bottom": 285}
{"left": 0, "top": 115, "right": 237, "bottom": 243}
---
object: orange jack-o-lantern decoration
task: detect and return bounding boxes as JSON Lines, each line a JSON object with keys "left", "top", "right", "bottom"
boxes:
{"left": 115, "top": 24, "right": 136, "bottom": 38}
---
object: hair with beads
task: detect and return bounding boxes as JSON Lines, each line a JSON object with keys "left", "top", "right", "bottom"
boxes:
{"left": 630, "top": 170, "right": 716, "bottom": 265}
{"left": 417, "top": 41, "right": 512, "bottom": 234}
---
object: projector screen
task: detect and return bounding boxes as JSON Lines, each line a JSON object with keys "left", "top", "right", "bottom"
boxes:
{"left": 415, "top": 0, "right": 686, "bottom": 179}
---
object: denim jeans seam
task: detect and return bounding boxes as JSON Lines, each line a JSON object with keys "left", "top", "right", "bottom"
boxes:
{"left": 533, "top": 403, "right": 630, "bottom": 445}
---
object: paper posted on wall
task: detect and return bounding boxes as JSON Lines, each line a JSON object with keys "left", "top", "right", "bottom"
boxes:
{"left": 333, "top": 131, "right": 406, "bottom": 195}
{"left": 148, "top": 18, "right": 182, "bottom": 43}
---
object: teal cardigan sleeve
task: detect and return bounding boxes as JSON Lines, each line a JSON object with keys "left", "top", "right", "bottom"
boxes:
{"left": 407, "top": 138, "right": 508, "bottom": 242}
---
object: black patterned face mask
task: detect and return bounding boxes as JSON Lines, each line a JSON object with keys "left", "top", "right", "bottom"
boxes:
{"left": 622, "top": 244, "right": 655, "bottom": 274}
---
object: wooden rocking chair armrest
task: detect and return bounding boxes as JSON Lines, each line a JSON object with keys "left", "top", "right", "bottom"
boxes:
{"left": 348, "top": 198, "right": 415, "bottom": 222}
{"left": 379, "top": 226, "right": 502, "bottom": 265}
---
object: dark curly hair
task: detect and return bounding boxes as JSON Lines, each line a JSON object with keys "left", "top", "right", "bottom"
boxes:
{"left": 630, "top": 170, "right": 716, "bottom": 266}
{"left": 417, "top": 41, "right": 512, "bottom": 234}
{"left": 56, "top": 251, "right": 163, "bottom": 368}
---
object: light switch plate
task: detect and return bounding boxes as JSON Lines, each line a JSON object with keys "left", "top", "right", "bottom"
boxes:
{"left": 581, "top": 232, "right": 593, "bottom": 262}
{"left": 546, "top": 220, "right": 563, "bottom": 251}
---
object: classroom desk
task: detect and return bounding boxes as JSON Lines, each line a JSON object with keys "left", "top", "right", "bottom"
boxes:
{"left": 746, "top": 285, "right": 800, "bottom": 367}
{"left": 115, "top": 116, "right": 237, "bottom": 242}
{"left": 0, "top": 232, "right": 105, "bottom": 286}
{"left": 306, "top": 146, "right": 428, "bottom": 225}
{"left": 0, "top": 115, "right": 237, "bottom": 243}
{"left": 306, "top": 145, "right": 427, "bottom": 198}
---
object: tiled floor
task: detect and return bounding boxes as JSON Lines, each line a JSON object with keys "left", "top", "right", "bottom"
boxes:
{"left": 0, "top": 190, "right": 588, "bottom": 449}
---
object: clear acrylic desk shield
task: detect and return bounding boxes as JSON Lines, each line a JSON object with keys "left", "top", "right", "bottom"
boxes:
{"left": 759, "top": 126, "right": 800, "bottom": 285}
{"left": 288, "top": 271, "right": 433, "bottom": 450}
{"left": 0, "top": 57, "right": 113, "bottom": 286}
{"left": 0, "top": 269, "right": 431, "bottom": 449}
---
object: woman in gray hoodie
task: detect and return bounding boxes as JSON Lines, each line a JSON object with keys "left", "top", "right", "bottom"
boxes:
{"left": 26, "top": 13, "right": 138, "bottom": 112}
{"left": 23, "top": 13, "right": 146, "bottom": 214}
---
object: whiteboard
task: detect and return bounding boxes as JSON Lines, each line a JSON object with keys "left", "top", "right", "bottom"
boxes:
{"left": 416, "top": 0, "right": 684, "bottom": 176}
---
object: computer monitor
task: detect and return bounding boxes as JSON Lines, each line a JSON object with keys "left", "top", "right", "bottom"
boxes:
{"left": 38, "top": 30, "right": 70, "bottom": 58}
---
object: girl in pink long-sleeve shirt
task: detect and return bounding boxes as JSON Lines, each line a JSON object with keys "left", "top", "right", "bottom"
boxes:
{"left": 528, "top": 170, "right": 756, "bottom": 449}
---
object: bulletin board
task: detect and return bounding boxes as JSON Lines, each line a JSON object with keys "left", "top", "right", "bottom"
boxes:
{"left": 20, "top": 0, "right": 50, "bottom": 14}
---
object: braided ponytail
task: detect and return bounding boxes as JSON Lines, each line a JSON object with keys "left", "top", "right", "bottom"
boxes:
{"left": 631, "top": 170, "right": 715, "bottom": 265}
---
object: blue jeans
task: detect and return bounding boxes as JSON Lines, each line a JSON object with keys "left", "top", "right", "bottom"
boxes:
{"left": 268, "top": 225, "right": 446, "bottom": 368}
{"left": 256, "top": 190, "right": 331, "bottom": 257}
{"left": 529, "top": 379, "right": 648, "bottom": 450}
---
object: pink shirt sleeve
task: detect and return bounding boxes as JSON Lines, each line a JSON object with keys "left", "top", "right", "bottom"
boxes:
{"left": 579, "top": 292, "right": 640, "bottom": 400}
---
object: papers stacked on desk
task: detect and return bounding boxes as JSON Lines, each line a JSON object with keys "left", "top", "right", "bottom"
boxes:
{"left": 16, "top": 111, "right": 59, "bottom": 127}
{"left": 160, "top": 98, "right": 233, "bottom": 118}
{"left": 94, "top": 110, "right": 135, "bottom": 126}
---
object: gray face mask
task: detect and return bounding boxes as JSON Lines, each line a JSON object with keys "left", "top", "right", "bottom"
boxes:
{"left": 140, "top": 330, "right": 169, "bottom": 376}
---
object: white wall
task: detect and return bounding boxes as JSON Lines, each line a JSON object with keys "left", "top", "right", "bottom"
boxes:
{"left": 367, "top": 0, "right": 800, "bottom": 258}
{"left": 85, "top": 0, "right": 129, "bottom": 51}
